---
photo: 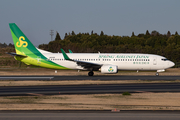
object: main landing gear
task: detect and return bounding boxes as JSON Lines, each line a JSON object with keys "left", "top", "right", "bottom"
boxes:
{"left": 155, "top": 72, "right": 159, "bottom": 76}
{"left": 88, "top": 71, "right": 94, "bottom": 76}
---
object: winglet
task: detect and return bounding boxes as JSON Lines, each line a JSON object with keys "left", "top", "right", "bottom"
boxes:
{"left": 61, "top": 49, "right": 72, "bottom": 61}
{"left": 69, "top": 49, "right": 73, "bottom": 53}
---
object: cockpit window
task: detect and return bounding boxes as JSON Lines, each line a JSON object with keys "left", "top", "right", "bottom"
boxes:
{"left": 161, "top": 58, "right": 168, "bottom": 61}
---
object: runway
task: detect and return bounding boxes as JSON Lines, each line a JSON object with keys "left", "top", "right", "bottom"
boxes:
{"left": 0, "top": 75, "right": 180, "bottom": 80}
{"left": 0, "top": 83, "right": 180, "bottom": 96}
{"left": 1, "top": 111, "right": 180, "bottom": 120}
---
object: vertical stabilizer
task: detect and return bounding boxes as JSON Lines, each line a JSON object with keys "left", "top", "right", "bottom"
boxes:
{"left": 9, "top": 23, "right": 68, "bottom": 70}
{"left": 9, "top": 23, "right": 40, "bottom": 56}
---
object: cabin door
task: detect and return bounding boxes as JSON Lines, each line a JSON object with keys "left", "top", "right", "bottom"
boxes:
{"left": 153, "top": 57, "right": 157, "bottom": 65}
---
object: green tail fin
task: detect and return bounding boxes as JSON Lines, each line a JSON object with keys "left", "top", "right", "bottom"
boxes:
{"left": 9, "top": 23, "right": 68, "bottom": 70}
{"left": 9, "top": 23, "right": 40, "bottom": 56}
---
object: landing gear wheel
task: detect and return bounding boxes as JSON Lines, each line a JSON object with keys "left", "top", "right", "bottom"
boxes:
{"left": 88, "top": 71, "right": 94, "bottom": 76}
{"left": 155, "top": 72, "right": 159, "bottom": 76}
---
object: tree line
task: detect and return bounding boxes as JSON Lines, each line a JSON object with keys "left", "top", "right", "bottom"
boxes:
{"left": 1, "top": 30, "right": 179, "bottom": 64}
{"left": 39, "top": 30, "right": 180, "bottom": 64}
{"left": 0, "top": 43, "right": 14, "bottom": 48}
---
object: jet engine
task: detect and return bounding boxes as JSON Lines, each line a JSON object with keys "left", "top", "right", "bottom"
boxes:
{"left": 100, "top": 65, "right": 118, "bottom": 74}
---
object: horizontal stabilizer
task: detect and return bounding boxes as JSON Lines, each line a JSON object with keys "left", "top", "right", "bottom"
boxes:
{"left": 6, "top": 52, "right": 27, "bottom": 57}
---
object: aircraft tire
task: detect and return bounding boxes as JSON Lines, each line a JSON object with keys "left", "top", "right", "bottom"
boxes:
{"left": 88, "top": 71, "right": 94, "bottom": 76}
{"left": 156, "top": 72, "right": 159, "bottom": 76}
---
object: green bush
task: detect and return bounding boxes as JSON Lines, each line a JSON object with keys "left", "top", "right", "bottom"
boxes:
{"left": 122, "top": 92, "right": 131, "bottom": 95}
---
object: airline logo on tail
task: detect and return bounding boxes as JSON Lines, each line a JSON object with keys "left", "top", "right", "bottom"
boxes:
{"left": 16, "top": 36, "right": 28, "bottom": 47}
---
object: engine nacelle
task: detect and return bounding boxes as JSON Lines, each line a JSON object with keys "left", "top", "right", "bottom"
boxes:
{"left": 157, "top": 69, "right": 165, "bottom": 72}
{"left": 100, "top": 65, "right": 118, "bottom": 74}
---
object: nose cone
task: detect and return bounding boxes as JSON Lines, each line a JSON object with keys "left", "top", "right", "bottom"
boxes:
{"left": 169, "top": 61, "right": 175, "bottom": 68}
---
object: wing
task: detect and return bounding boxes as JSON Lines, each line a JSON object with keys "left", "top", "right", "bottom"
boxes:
{"left": 61, "top": 49, "right": 102, "bottom": 71}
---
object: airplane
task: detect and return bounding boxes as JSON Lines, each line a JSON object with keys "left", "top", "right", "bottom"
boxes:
{"left": 8, "top": 23, "right": 175, "bottom": 76}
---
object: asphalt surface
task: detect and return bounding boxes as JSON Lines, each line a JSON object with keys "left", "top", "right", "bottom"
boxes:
{"left": 0, "top": 75, "right": 180, "bottom": 80}
{"left": 1, "top": 111, "right": 180, "bottom": 120}
{"left": 0, "top": 83, "right": 180, "bottom": 96}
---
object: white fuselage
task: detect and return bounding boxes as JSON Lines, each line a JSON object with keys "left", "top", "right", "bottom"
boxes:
{"left": 42, "top": 52, "right": 175, "bottom": 71}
